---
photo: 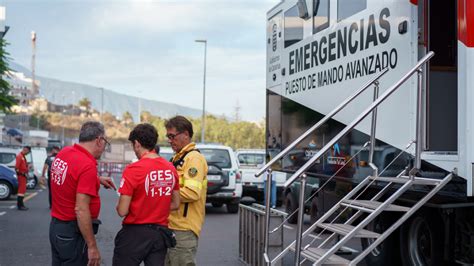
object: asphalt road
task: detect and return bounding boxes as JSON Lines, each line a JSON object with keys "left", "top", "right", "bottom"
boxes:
{"left": 0, "top": 186, "right": 364, "bottom": 266}
{"left": 0, "top": 185, "right": 244, "bottom": 266}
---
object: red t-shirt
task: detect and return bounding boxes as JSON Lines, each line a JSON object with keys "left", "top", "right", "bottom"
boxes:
{"left": 119, "top": 157, "right": 179, "bottom": 226}
{"left": 50, "top": 144, "right": 101, "bottom": 221}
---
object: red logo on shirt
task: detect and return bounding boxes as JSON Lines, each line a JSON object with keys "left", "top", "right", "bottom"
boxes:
{"left": 145, "top": 170, "right": 175, "bottom": 197}
{"left": 51, "top": 158, "right": 69, "bottom": 186}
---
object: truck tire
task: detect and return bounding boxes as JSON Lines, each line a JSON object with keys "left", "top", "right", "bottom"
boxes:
{"left": 212, "top": 203, "right": 223, "bottom": 208}
{"left": 309, "top": 196, "right": 323, "bottom": 233}
{"left": 226, "top": 203, "right": 239, "bottom": 214}
{"left": 361, "top": 214, "right": 401, "bottom": 266}
{"left": 285, "top": 192, "right": 298, "bottom": 224}
{"left": 0, "top": 181, "right": 12, "bottom": 200}
{"left": 400, "top": 211, "right": 445, "bottom": 266}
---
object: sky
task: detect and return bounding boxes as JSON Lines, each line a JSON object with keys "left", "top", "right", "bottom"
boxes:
{"left": 2, "top": 0, "right": 280, "bottom": 122}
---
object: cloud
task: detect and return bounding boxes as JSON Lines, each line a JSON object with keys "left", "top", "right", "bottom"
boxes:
{"left": 6, "top": 0, "right": 280, "bottom": 121}
{"left": 90, "top": 1, "right": 274, "bottom": 35}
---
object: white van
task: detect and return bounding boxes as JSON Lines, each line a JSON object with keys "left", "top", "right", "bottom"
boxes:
{"left": 0, "top": 146, "right": 40, "bottom": 189}
{"left": 236, "top": 149, "right": 286, "bottom": 203}
{"left": 197, "top": 144, "right": 242, "bottom": 213}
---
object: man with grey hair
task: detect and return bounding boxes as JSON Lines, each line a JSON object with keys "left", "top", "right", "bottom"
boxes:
{"left": 49, "top": 121, "right": 116, "bottom": 266}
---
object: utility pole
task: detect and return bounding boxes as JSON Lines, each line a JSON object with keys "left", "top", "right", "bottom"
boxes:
{"left": 61, "top": 94, "right": 65, "bottom": 146}
{"left": 31, "top": 31, "right": 38, "bottom": 98}
{"left": 137, "top": 90, "right": 142, "bottom": 123}
{"left": 234, "top": 100, "right": 241, "bottom": 122}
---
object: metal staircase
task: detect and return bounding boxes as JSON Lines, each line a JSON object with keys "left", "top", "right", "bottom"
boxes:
{"left": 287, "top": 172, "right": 452, "bottom": 265}
{"left": 255, "top": 51, "right": 455, "bottom": 265}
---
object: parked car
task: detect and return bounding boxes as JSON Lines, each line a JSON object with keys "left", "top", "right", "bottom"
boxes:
{"left": 158, "top": 146, "right": 174, "bottom": 161}
{"left": 236, "top": 149, "right": 287, "bottom": 205}
{"left": 31, "top": 147, "right": 48, "bottom": 177}
{"left": 197, "top": 143, "right": 242, "bottom": 213}
{"left": 236, "top": 149, "right": 266, "bottom": 200}
{"left": 0, "top": 146, "right": 39, "bottom": 189}
{"left": 0, "top": 164, "right": 18, "bottom": 200}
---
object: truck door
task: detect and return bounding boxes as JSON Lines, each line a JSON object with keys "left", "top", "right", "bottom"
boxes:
{"left": 425, "top": 0, "right": 458, "bottom": 152}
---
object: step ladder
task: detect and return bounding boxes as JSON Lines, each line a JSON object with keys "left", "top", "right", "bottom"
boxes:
{"left": 255, "top": 52, "right": 443, "bottom": 266}
{"left": 293, "top": 172, "right": 452, "bottom": 265}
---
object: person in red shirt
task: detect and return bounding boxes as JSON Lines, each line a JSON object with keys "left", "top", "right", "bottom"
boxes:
{"left": 15, "top": 146, "right": 31, "bottom": 211}
{"left": 49, "top": 121, "right": 116, "bottom": 266}
{"left": 113, "top": 123, "right": 180, "bottom": 266}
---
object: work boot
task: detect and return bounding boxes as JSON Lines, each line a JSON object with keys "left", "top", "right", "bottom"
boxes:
{"left": 17, "top": 196, "right": 28, "bottom": 211}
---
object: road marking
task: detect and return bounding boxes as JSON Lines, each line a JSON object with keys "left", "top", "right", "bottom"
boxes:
{"left": 9, "top": 205, "right": 15, "bottom": 209}
{"left": 23, "top": 192, "right": 38, "bottom": 202}
{"left": 0, "top": 212, "right": 5, "bottom": 216}
{"left": 0, "top": 206, "right": 13, "bottom": 209}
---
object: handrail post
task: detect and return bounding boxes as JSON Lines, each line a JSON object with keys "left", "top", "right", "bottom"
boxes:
{"left": 414, "top": 68, "right": 424, "bottom": 176}
{"left": 369, "top": 81, "right": 380, "bottom": 171}
{"left": 294, "top": 173, "right": 307, "bottom": 265}
{"left": 263, "top": 168, "right": 272, "bottom": 262}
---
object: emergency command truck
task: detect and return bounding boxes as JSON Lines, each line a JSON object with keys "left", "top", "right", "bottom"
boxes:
{"left": 262, "top": 0, "right": 474, "bottom": 265}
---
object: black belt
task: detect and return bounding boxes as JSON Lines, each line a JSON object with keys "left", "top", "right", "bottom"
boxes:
{"left": 122, "top": 223, "right": 167, "bottom": 229}
{"left": 51, "top": 217, "right": 101, "bottom": 234}
{"left": 122, "top": 224, "right": 176, "bottom": 248}
{"left": 52, "top": 217, "right": 77, "bottom": 224}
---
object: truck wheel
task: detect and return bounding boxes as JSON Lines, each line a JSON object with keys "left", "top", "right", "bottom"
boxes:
{"left": 309, "top": 196, "right": 323, "bottom": 233}
{"left": 212, "top": 203, "right": 223, "bottom": 208}
{"left": 400, "top": 211, "right": 444, "bottom": 266}
{"left": 226, "top": 203, "right": 239, "bottom": 214}
{"left": 285, "top": 192, "right": 298, "bottom": 224}
{"left": 0, "top": 181, "right": 12, "bottom": 200}
{"left": 361, "top": 214, "right": 401, "bottom": 266}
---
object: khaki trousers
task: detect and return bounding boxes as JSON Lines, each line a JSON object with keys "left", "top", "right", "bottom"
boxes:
{"left": 166, "top": 230, "right": 198, "bottom": 266}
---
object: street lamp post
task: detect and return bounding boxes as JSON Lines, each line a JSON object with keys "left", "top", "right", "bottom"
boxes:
{"left": 100, "top": 88, "right": 104, "bottom": 122}
{"left": 195, "top": 39, "right": 207, "bottom": 143}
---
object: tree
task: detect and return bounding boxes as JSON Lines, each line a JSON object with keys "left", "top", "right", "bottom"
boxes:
{"left": 122, "top": 111, "right": 134, "bottom": 126}
{"left": 140, "top": 111, "right": 152, "bottom": 123}
{"left": 78, "top": 97, "right": 92, "bottom": 113}
{"left": 0, "top": 39, "right": 17, "bottom": 112}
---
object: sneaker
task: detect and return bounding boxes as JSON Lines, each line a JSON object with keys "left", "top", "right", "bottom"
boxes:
{"left": 18, "top": 206, "right": 29, "bottom": 211}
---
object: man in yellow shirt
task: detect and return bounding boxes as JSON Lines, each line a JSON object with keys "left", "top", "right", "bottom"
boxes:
{"left": 165, "top": 116, "right": 208, "bottom": 266}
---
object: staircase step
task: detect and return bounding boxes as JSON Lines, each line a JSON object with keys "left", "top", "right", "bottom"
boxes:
{"left": 341, "top": 199, "right": 410, "bottom": 212}
{"left": 300, "top": 247, "right": 350, "bottom": 265}
{"left": 369, "top": 176, "right": 441, "bottom": 185}
{"left": 318, "top": 223, "right": 380, "bottom": 238}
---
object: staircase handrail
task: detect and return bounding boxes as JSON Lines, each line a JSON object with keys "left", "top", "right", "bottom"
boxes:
{"left": 283, "top": 51, "right": 434, "bottom": 188}
{"left": 254, "top": 67, "right": 389, "bottom": 178}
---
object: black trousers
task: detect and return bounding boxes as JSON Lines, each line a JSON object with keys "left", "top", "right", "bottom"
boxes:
{"left": 47, "top": 175, "right": 52, "bottom": 208}
{"left": 49, "top": 218, "right": 88, "bottom": 266}
{"left": 113, "top": 224, "right": 168, "bottom": 266}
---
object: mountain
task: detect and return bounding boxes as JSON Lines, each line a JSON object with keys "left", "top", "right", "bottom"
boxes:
{"left": 9, "top": 62, "right": 202, "bottom": 121}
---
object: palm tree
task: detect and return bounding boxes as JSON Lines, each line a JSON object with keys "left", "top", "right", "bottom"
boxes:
{"left": 78, "top": 97, "right": 92, "bottom": 114}
{"left": 122, "top": 111, "right": 133, "bottom": 126}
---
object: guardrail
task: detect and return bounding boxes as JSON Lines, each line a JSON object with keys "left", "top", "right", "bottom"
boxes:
{"left": 239, "top": 204, "right": 286, "bottom": 266}
{"left": 98, "top": 161, "right": 128, "bottom": 176}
